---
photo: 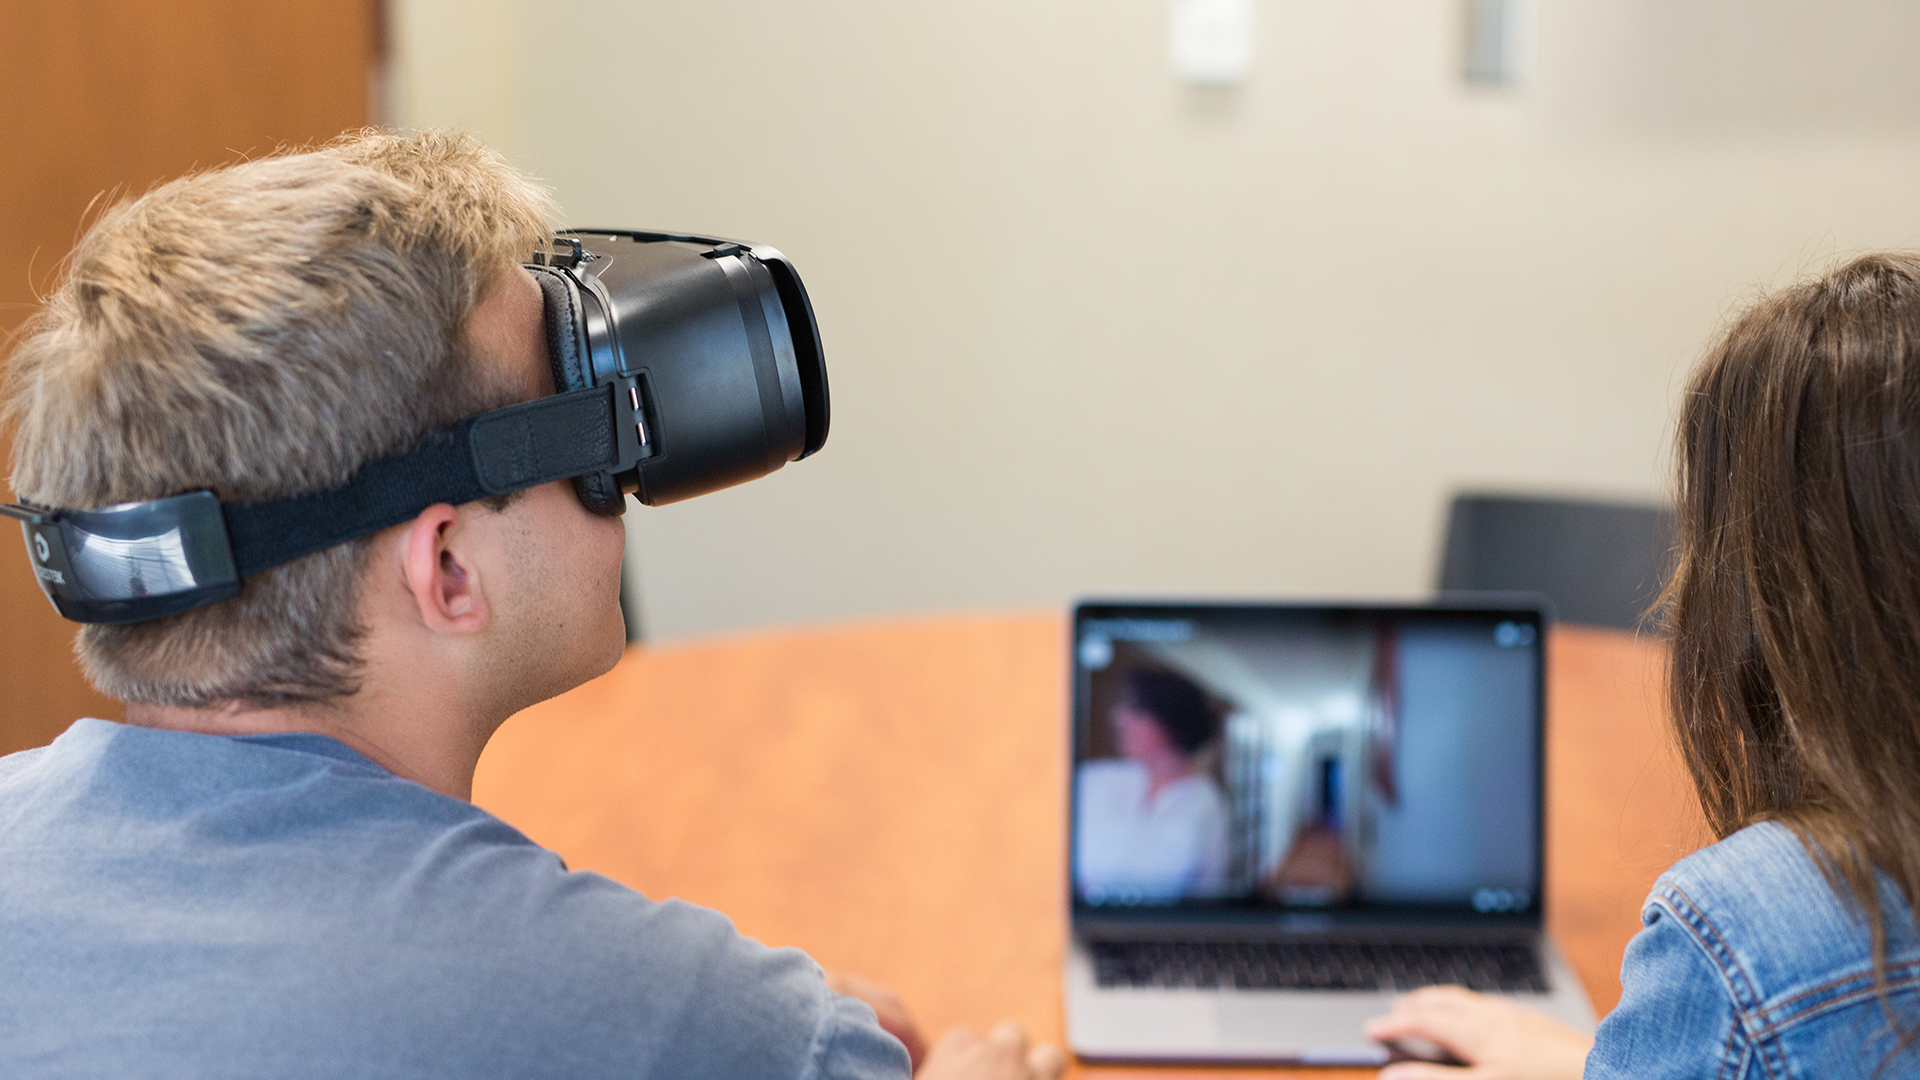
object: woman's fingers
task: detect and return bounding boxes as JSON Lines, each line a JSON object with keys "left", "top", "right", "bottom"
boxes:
{"left": 1365, "top": 987, "right": 1593, "bottom": 1080}
{"left": 988, "top": 1020, "right": 1029, "bottom": 1054}
{"left": 917, "top": 1022, "right": 1065, "bottom": 1080}
{"left": 1378, "top": 1063, "right": 1475, "bottom": 1080}
{"left": 1025, "top": 1042, "right": 1066, "bottom": 1080}
{"left": 1363, "top": 985, "right": 1483, "bottom": 1059}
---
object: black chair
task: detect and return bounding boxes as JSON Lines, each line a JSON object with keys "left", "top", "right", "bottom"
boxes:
{"left": 1436, "top": 493, "right": 1675, "bottom": 632}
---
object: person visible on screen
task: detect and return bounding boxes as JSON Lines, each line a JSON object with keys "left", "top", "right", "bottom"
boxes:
{"left": 0, "top": 131, "right": 1061, "bottom": 1080}
{"left": 1075, "top": 667, "right": 1231, "bottom": 900}
{"left": 1362, "top": 254, "right": 1920, "bottom": 1078}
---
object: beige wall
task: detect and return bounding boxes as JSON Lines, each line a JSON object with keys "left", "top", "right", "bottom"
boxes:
{"left": 392, "top": 0, "right": 1920, "bottom": 640}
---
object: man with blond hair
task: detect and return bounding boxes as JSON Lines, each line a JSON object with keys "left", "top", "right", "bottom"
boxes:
{"left": 0, "top": 130, "right": 1059, "bottom": 1080}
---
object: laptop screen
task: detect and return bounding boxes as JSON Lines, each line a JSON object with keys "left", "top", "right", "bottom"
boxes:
{"left": 1071, "top": 600, "right": 1545, "bottom": 924}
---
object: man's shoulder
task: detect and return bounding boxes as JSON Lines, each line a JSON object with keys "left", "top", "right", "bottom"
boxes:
{"left": 0, "top": 739, "right": 53, "bottom": 784}
{"left": 0, "top": 716, "right": 108, "bottom": 776}
{"left": 1, "top": 717, "right": 661, "bottom": 974}
{"left": 0, "top": 717, "right": 494, "bottom": 842}
{"left": 0, "top": 720, "right": 908, "bottom": 1078}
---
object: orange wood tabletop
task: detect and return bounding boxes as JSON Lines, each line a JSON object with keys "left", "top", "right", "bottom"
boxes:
{"left": 472, "top": 612, "right": 1703, "bottom": 1079}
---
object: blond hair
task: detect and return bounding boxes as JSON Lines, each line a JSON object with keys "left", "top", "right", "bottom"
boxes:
{"left": 5, "top": 129, "right": 556, "bottom": 707}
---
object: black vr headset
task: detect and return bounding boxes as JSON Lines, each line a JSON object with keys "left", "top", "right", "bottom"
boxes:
{"left": 2, "top": 230, "right": 828, "bottom": 625}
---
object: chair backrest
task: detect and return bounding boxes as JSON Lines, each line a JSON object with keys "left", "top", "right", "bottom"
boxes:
{"left": 1436, "top": 493, "right": 1675, "bottom": 632}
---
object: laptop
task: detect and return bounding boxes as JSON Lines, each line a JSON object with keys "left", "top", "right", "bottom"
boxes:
{"left": 1064, "top": 598, "right": 1596, "bottom": 1065}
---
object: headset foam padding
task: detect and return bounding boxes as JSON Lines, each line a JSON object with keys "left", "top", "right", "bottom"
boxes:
{"left": 531, "top": 266, "right": 626, "bottom": 516}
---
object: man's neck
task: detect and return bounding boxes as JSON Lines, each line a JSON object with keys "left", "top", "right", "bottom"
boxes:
{"left": 124, "top": 692, "right": 496, "bottom": 801}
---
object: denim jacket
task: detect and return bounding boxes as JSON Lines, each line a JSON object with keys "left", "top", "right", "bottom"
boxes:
{"left": 1586, "top": 820, "right": 1920, "bottom": 1078}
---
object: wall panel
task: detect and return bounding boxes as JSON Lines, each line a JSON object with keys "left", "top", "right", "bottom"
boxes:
{"left": 0, "top": 0, "right": 374, "bottom": 752}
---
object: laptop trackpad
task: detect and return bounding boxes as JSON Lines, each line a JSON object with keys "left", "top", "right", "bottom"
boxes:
{"left": 1216, "top": 992, "right": 1394, "bottom": 1063}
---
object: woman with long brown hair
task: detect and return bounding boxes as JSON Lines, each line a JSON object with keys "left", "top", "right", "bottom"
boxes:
{"left": 1365, "top": 253, "right": 1920, "bottom": 1078}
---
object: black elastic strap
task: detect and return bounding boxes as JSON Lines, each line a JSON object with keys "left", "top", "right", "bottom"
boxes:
{"left": 224, "top": 384, "right": 620, "bottom": 578}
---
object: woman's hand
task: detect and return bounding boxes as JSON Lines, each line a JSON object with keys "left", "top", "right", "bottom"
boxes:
{"left": 823, "top": 969, "right": 930, "bottom": 1070}
{"left": 823, "top": 970, "right": 1064, "bottom": 1079}
{"left": 1363, "top": 985, "right": 1593, "bottom": 1080}
{"left": 916, "top": 1022, "right": 1065, "bottom": 1080}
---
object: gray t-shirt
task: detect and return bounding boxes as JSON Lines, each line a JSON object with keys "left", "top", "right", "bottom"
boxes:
{"left": 0, "top": 718, "right": 910, "bottom": 1080}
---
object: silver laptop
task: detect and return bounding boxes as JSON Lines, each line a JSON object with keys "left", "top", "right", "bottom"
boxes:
{"left": 1064, "top": 599, "right": 1596, "bottom": 1065}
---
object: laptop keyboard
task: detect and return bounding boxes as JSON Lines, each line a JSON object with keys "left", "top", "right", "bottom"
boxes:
{"left": 1089, "top": 939, "right": 1551, "bottom": 994}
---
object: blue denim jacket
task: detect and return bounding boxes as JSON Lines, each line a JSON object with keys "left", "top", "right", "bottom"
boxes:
{"left": 1587, "top": 821, "right": 1920, "bottom": 1078}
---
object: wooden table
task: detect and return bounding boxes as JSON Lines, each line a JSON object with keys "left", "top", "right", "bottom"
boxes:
{"left": 472, "top": 613, "right": 1705, "bottom": 1078}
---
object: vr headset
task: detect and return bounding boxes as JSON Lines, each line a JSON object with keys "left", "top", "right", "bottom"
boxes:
{"left": 2, "top": 230, "right": 827, "bottom": 625}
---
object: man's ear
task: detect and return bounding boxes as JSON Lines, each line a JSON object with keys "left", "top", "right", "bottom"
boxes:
{"left": 400, "top": 503, "right": 492, "bottom": 633}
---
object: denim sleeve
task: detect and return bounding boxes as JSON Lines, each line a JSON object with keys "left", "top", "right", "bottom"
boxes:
{"left": 1585, "top": 903, "right": 1754, "bottom": 1079}
{"left": 806, "top": 992, "right": 913, "bottom": 1080}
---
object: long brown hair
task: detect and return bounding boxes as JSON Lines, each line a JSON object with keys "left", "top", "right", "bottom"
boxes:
{"left": 1668, "top": 253, "right": 1920, "bottom": 1033}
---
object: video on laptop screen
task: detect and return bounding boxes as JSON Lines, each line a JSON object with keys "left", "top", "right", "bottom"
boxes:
{"left": 1072, "top": 602, "right": 1543, "bottom": 915}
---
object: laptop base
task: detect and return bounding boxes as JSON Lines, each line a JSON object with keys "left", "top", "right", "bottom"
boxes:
{"left": 1064, "top": 933, "right": 1596, "bottom": 1065}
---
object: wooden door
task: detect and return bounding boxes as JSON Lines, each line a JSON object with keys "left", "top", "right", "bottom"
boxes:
{"left": 0, "top": 1, "right": 376, "bottom": 753}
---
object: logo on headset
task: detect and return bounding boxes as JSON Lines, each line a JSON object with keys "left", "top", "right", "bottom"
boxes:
{"left": 29, "top": 531, "right": 64, "bottom": 585}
